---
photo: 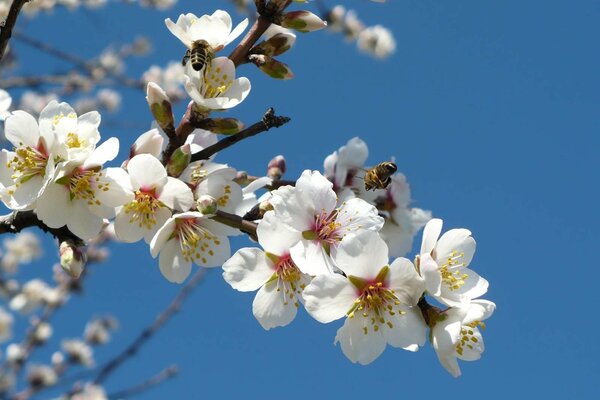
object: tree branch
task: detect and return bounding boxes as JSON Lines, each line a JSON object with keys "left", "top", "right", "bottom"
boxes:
{"left": 212, "top": 210, "right": 258, "bottom": 240}
{"left": 0, "top": 0, "right": 29, "bottom": 62}
{"left": 106, "top": 365, "right": 178, "bottom": 399}
{"left": 190, "top": 108, "right": 290, "bottom": 163}
{"left": 93, "top": 269, "right": 207, "bottom": 385}
{"left": 0, "top": 211, "right": 83, "bottom": 244}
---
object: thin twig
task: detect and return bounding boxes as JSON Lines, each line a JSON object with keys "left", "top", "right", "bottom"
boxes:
{"left": 190, "top": 108, "right": 290, "bottom": 163}
{"left": 0, "top": 0, "right": 29, "bottom": 62}
{"left": 106, "top": 365, "right": 178, "bottom": 399}
{"left": 93, "top": 269, "right": 207, "bottom": 385}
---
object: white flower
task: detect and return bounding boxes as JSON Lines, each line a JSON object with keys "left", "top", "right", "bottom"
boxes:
{"left": 6, "top": 343, "right": 25, "bottom": 364}
{"left": 184, "top": 59, "right": 251, "bottom": 110}
{"left": 71, "top": 384, "right": 107, "bottom": 400}
{"left": 431, "top": 299, "right": 496, "bottom": 377}
{"left": 62, "top": 339, "right": 94, "bottom": 366}
{"left": 323, "top": 137, "right": 368, "bottom": 191}
{"left": 303, "top": 231, "right": 426, "bottom": 365}
{"left": 27, "top": 364, "right": 57, "bottom": 388}
{"left": 84, "top": 317, "right": 116, "bottom": 345}
{"left": 0, "top": 109, "right": 57, "bottom": 210}
{"left": 223, "top": 211, "right": 310, "bottom": 330}
{"left": 34, "top": 138, "right": 133, "bottom": 240}
{"left": 357, "top": 25, "right": 396, "bottom": 59}
{"left": 150, "top": 212, "right": 231, "bottom": 283}
{"left": 33, "top": 322, "right": 52, "bottom": 343}
{"left": 114, "top": 154, "right": 194, "bottom": 243}
{"left": 0, "top": 307, "right": 13, "bottom": 342}
{"left": 165, "top": 10, "right": 248, "bottom": 52}
{"left": 418, "top": 219, "right": 488, "bottom": 307}
{"left": 270, "top": 170, "right": 384, "bottom": 275}
{"left": 142, "top": 62, "right": 186, "bottom": 101}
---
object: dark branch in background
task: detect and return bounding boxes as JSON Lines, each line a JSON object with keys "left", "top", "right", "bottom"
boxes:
{"left": 190, "top": 108, "right": 290, "bottom": 162}
{"left": 93, "top": 269, "right": 207, "bottom": 385}
{"left": 106, "top": 365, "right": 178, "bottom": 400}
{"left": 0, "top": 0, "right": 29, "bottom": 62}
{"left": 0, "top": 211, "right": 83, "bottom": 245}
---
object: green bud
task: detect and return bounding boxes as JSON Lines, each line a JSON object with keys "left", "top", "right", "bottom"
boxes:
{"left": 281, "top": 11, "right": 327, "bottom": 33}
{"left": 254, "top": 33, "right": 296, "bottom": 57}
{"left": 146, "top": 82, "right": 175, "bottom": 133}
{"left": 166, "top": 144, "right": 191, "bottom": 177}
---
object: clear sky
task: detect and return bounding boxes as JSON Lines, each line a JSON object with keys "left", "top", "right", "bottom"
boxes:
{"left": 3, "top": 0, "right": 599, "bottom": 399}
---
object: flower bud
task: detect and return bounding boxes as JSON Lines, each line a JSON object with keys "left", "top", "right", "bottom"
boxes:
{"left": 59, "top": 241, "right": 86, "bottom": 279}
{"left": 280, "top": 11, "right": 327, "bottom": 33}
{"left": 234, "top": 171, "right": 250, "bottom": 185}
{"left": 254, "top": 32, "right": 296, "bottom": 57}
{"left": 250, "top": 55, "right": 294, "bottom": 80}
{"left": 196, "top": 195, "right": 218, "bottom": 216}
{"left": 200, "top": 118, "right": 245, "bottom": 135}
{"left": 146, "top": 82, "right": 175, "bottom": 134}
{"left": 166, "top": 144, "right": 191, "bottom": 177}
{"left": 267, "top": 155, "right": 286, "bottom": 179}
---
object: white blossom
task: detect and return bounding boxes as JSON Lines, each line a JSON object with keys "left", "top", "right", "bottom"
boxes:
{"left": 150, "top": 212, "right": 231, "bottom": 283}
{"left": 357, "top": 25, "right": 396, "bottom": 59}
{"left": 418, "top": 219, "right": 488, "bottom": 307}
{"left": 431, "top": 299, "right": 496, "bottom": 377}
{"left": 62, "top": 339, "right": 95, "bottom": 367}
{"left": 1, "top": 231, "right": 42, "bottom": 274}
{"left": 223, "top": 211, "right": 311, "bottom": 330}
{"left": 303, "top": 231, "right": 426, "bottom": 364}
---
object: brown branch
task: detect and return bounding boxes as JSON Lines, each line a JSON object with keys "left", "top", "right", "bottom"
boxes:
{"left": 93, "top": 269, "right": 207, "bottom": 385}
{"left": 0, "top": 0, "right": 29, "bottom": 62}
{"left": 190, "top": 108, "right": 290, "bottom": 163}
{"left": 212, "top": 210, "right": 258, "bottom": 240}
{"left": 0, "top": 211, "right": 83, "bottom": 244}
{"left": 106, "top": 365, "right": 178, "bottom": 399}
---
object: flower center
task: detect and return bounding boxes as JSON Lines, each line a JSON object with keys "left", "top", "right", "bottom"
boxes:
{"left": 123, "top": 190, "right": 163, "bottom": 229}
{"left": 65, "top": 169, "right": 106, "bottom": 206}
{"left": 202, "top": 66, "right": 233, "bottom": 98}
{"left": 7, "top": 146, "right": 48, "bottom": 188}
{"left": 66, "top": 132, "right": 86, "bottom": 149}
{"left": 190, "top": 163, "right": 209, "bottom": 185}
{"left": 272, "top": 255, "right": 304, "bottom": 308}
{"left": 455, "top": 321, "right": 485, "bottom": 356}
{"left": 176, "top": 218, "right": 221, "bottom": 264}
{"left": 309, "top": 209, "right": 343, "bottom": 245}
{"left": 346, "top": 267, "right": 406, "bottom": 335}
{"left": 439, "top": 250, "right": 468, "bottom": 291}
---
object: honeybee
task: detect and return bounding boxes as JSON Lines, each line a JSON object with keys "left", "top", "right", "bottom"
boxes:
{"left": 182, "top": 40, "right": 215, "bottom": 72}
{"left": 363, "top": 161, "right": 397, "bottom": 191}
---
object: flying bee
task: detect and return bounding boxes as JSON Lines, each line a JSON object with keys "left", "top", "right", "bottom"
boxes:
{"left": 363, "top": 161, "right": 398, "bottom": 191}
{"left": 182, "top": 40, "right": 215, "bottom": 72}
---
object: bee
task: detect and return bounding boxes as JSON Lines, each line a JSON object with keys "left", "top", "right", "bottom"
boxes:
{"left": 182, "top": 40, "right": 214, "bottom": 72}
{"left": 363, "top": 161, "right": 397, "bottom": 191}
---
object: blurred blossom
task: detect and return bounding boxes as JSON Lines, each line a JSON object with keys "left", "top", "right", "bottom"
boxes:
{"left": 27, "top": 364, "right": 57, "bottom": 388}
{"left": 62, "top": 339, "right": 95, "bottom": 367}
{"left": 33, "top": 321, "right": 53, "bottom": 343}
{"left": 0, "top": 369, "right": 15, "bottom": 393}
{"left": 51, "top": 351, "right": 65, "bottom": 367}
{"left": 6, "top": 343, "right": 25, "bottom": 364}
{"left": 357, "top": 25, "right": 396, "bottom": 59}
{"left": 85, "top": 316, "right": 117, "bottom": 345}
{"left": 96, "top": 89, "right": 122, "bottom": 112}
{"left": 98, "top": 49, "right": 124, "bottom": 76}
{"left": 142, "top": 62, "right": 186, "bottom": 101}
{"left": 0, "top": 279, "right": 19, "bottom": 299}
{"left": 9, "top": 279, "right": 50, "bottom": 314}
{"left": 71, "top": 383, "right": 108, "bottom": 400}
{"left": 139, "top": 0, "right": 177, "bottom": 10}
{"left": 1, "top": 231, "right": 42, "bottom": 274}
{"left": 17, "top": 91, "right": 59, "bottom": 117}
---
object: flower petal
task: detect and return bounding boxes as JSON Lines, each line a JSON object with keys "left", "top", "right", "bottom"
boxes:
{"left": 159, "top": 240, "right": 192, "bottom": 283}
{"left": 252, "top": 280, "right": 297, "bottom": 330}
{"left": 302, "top": 274, "right": 356, "bottom": 323}
{"left": 420, "top": 218, "right": 442, "bottom": 255}
{"left": 222, "top": 248, "right": 274, "bottom": 292}
{"left": 335, "top": 316, "right": 386, "bottom": 365}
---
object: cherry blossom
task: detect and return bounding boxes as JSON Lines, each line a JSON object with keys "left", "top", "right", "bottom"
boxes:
{"left": 303, "top": 231, "right": 426, "bottom": 364}
{"left": 418, "top": 218, "right": 488, "bottom": 307}
{"left": 222, "top": 211, "right": 310, "bottom": 330}
{"left": 431, "top": 299, "right": 496, "bottom": 377}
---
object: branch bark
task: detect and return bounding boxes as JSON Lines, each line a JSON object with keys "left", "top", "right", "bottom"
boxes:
{"left": 0, "top": 0, "right": 29, "bottom": 62}
{"left": 190, "top": 108, "right": 290, "bottom": 163}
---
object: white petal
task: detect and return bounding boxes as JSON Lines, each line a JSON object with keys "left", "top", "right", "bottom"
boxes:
{"left": 256, "top": 211, "right": 301, "bottom": 255}
{"left": 114, "top": 207, "right": 146, "bottom": 243}
{"left": 34, "top": 183, "right": 71, "bottom": 229}
{"left": 143, "top": 207, "right": 172, "bottom": 244}
{"left": 335, "top": 316, "right": 386, "bottom": 365}
{"left": 157, "top": 177, "right": 194, "bottom": 211}
{"left": 464, "top": 299, "right": 496, "bottom": 324}
{"left": 83, "top": 137, "right": 119, "bottom": 168}
{"left": 222, "top": 248, "right": 274, "bottom": 292}
{"left": 159, "top": 240, "right": 192, "bottom": 283}
{"left": 295, "top": 170, "right": 337, "bottom": 214}
{"left": 383, "top": 306, "right": 426, "bottom": 351}
{"left": 419, "top": 253, "right": 442, "bottom": 296}
{"left": 388, "top": 257, "right": 425, "bottom": 306}
{"left": 225, "top": 18, "right": 249, "bottom": 46}
{"left": 290, "top": 240, "right": 337, "bottom": 276}
{"left": 5, "top": 111, "right": 39, "bottom": 148}
{"left": 420, "top": 218, "right": 442, "bottom": 255}
{"left": 302, "top": 274, "right": 356, "bottom": 323}
{"left": 252, "top": 281, "right": 297, "bottom": 330}
{"left": 436, "top": 228, "right": 476, "bottom": 267}
{"left": 67, "top": 200, "right": 104, "bottom": 240}
{"left": 337, "top": 197, "right": 384, "bottom": 235}
{"left": 95, "top": 168, "right": 134, "bottom": 207}
{"left": 453, "top": 268, "right": 489, "bottom": 300}
{"left": 150, "top": 217, "right": 176, "bottom": 258}
{"left": 334, "top": 231, "right": 388, "bottom": 278}
{"left": 127, "top": 153, "right": 167, "bottom": 190}
{"left": 165, "top": 18, "right": 193, "bottom": 47}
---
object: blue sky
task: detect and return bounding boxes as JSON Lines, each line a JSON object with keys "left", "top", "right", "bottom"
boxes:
{"left": 3, "top": 0, "right": 599, "bottom": 398}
